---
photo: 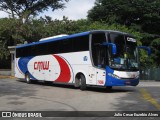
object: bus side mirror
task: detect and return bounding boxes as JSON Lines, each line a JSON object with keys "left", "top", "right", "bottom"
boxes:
{"left": 102, "top": 42, "right": 117, "bottom": 55}
{"left": 137, "top": 46, "right": 151, "bottom": 56}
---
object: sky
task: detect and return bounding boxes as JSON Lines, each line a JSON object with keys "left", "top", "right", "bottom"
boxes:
{"left": 0, "top": 0, "right": 95, "bottom": 20}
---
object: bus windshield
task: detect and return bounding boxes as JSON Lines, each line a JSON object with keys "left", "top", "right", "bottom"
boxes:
{"left": 109, "top": 33, "right": 138, "bottom": 71}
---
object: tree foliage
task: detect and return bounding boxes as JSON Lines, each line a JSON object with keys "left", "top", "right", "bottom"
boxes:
{"left": 0, "top": 0, "right": 69, "bottom": 23}
{"left": 88, "top": 0, "right": 160, "bottom": 35}
{"left": 150, "top": 38, "right": 160, "bottom": 66}
{"left": 88, "top": 0, "right": 160, "bottom": 68}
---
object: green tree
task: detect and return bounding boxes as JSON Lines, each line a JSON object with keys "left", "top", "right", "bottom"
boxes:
{"left": 88, "top": 0, "right": 160, "bottom": 68}
{"left": 0, "top": 0, "right": 69, "bottom": 23}
{"left": 150, "top": 38, "right": 160, "bottom": 66}
{"left": 0, "top": 18, "right": 16, "bottom": 69}
{"left": 88, "top": 0, "right": 160, "bottom": 35}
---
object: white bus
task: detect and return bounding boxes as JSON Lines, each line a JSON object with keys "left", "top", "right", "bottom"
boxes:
{"left": 15, "top": 30, "right": 150, "bottom": 90}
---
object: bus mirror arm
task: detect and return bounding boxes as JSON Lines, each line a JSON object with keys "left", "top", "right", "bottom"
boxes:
{"left": 137, "top": 46, "right": 151, "bottom": 56}
{"left": 102, "top": 42, "right": 117, "bottom": 55}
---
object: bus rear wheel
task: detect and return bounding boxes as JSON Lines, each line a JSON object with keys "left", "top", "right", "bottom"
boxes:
{"left": 25, "top": 73, "right": 31, "bottom": 84}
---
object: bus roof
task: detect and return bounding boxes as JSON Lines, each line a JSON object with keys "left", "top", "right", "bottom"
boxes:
{"left": 16, "top": 30, "right": 133, "bottom": 49}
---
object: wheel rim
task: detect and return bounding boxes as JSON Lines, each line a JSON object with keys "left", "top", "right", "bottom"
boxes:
{"left": 79, "top": 78, "right": 82, "bottom": 86}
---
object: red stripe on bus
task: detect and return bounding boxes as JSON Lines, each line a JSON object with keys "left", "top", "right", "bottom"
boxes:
{"left": 53, "top": 55, "right": 71, "bottom": 83}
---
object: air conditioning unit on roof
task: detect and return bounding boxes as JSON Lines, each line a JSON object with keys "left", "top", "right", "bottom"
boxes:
{"left": 39, "top": 34, "right": 68, "bottom": 41}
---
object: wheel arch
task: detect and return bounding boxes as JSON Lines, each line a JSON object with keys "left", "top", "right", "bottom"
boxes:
{"left": 74, "top": 71, "right": 87, "bottom": 90}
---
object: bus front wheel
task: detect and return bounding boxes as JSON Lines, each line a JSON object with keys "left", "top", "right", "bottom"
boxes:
{"left": 79, "top": 74, "right": 86, "bottom": 90}
{"left": 25, "top": 73, "right": 31, "bottom": 84}
{"left": 75, "top": 74, "right": 86, "bottom": 90}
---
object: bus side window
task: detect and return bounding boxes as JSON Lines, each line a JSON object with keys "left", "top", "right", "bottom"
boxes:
{"left": 17, "top": 47, "right": 29, "bottom": 57}
{"left": 34, "top": 43, "right": 47, "bottom": 56}
{"left": 72, "top": 35, "right": 89, "bottom": 52}
{"left": 60, "top": 39, "right": 73, "bottom": 53}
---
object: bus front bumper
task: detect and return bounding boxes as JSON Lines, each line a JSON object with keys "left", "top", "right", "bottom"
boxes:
{"left": 105, "top": 67, "right": 139, "bottom": 86}
{"left": 105, "top": 77, "right": 139, "bottom": 86}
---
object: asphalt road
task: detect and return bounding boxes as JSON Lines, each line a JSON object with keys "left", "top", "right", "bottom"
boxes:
{"left": 0, "top": 78, "right": 160, "bottom": 119}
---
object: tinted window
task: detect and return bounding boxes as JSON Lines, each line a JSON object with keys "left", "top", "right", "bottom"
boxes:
{"left": 59, "top": 39, "right": 73, "bottom": 53}
{"left": 16, "top": 47, "right": 29, "bottom": 57}
{"left": 16, "top": 35, "right": 89, "bottom": 58}
{"left": 73, "top": 35, "right": 89, "bottom": 52}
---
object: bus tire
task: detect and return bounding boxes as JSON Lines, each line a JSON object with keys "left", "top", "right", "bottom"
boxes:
{"left": 74, "top": 76, "right": 80, "bottom": 88}
{"left": 25, "top": 73, "right": 31, "bottom": 84}
{"left": 80, "top": 74, "right": 86, "bottom": 91}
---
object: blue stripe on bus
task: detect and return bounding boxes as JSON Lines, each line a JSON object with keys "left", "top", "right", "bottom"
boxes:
{"left": 18, "top": 57, "right": 36, "bottom": 80}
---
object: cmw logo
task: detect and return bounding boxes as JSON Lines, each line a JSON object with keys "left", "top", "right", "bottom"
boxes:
{"left": 34, "top": 61, "right": 50, "bottom": 70}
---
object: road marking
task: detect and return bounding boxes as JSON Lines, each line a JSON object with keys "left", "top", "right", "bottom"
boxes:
{"left": 140, "top": 88, "right": 160, "bottom": 110}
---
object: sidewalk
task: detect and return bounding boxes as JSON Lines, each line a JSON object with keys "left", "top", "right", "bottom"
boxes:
{"left": 0, "top": 69, "right": 11, "bottom": 76}
{"left": 0, "top": 75, "right": 16, "bottom": 79}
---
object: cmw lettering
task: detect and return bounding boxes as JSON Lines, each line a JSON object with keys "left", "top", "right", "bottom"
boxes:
{"left": 34, "top": 61, "right": 50, "bottom": 70}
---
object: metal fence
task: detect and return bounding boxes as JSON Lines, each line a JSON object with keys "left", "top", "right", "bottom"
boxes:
{"left": 140, "top": 68, "right": 160, "bottom": 81}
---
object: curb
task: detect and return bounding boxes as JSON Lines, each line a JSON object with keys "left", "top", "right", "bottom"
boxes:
{"left": 0, "top": 76, "right": 16, "bottom": 79}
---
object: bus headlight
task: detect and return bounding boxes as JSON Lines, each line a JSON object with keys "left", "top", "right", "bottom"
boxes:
{"left": 108, "top": 73, "right": 120, "bottom": 79}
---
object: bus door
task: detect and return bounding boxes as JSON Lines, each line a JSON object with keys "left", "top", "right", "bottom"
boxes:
{"left": 90, "top": 32, "right": 108, "bottom": 85}
{"left": 89, "top": 45, "right": 102, "bottom": 85}
{"left": 89, "top": 46, "right": 106, "bottom": 85}
{"left": 96, "top": 46, "right": 106, "bottom": 85}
